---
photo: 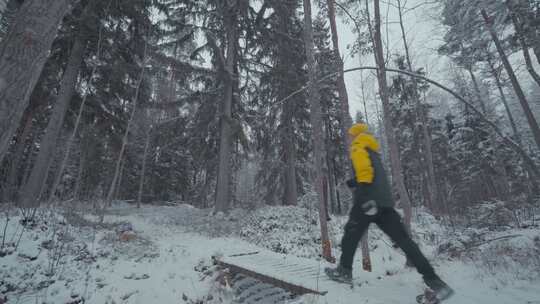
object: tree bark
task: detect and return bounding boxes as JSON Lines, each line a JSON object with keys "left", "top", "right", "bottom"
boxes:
{"left": 372, "top": 0, "right": 413, "bottom": 234}
{"left": 481, "top": 9, "right": 540, "bottom": 151}
{"left": 283, "top": 116, "right": 298, "bottom": 206}
{"left": 303, "top": 0, "right": 334, "bottom": 263}
{"left": 325, "top": 0, "right": 353, "bottom": 152}
{"left": 327, "top": 155, "right": 338, "bottom": 213}
{"left": 3, "top": 108, "right": 33, "bottom": 202}
{"left": 47, "top": 0, "right": 110, "bottom": 205}
{"left": 137, "top": 127, "right": 151, "bottom": 208}
{"left": 396, "top": 0, "right": 439, "bottom": 214}
{"left": 0, "top": 0, "right": 72, "bottom": 164}
{"left": 467, "top": 68, "right": 487, "bottom": 114}
{"left": 19, "top": 37, "right": 85, "bottom": 208}
{"left": 361, "top": 0, "right": 376, "bottom": 271}
{"left": 214, "top": 1, "right": 239, "bottom": 214}
{"left": 325, "top": 0, "right": 354, "bottom": 216}
{"left": 114, "top": 155, "right": 125, "bottom": 201}
{"left": 487, "top": 55, "right": 538, "bottom": 193}
{"left": 73, "top": 134, "right": 85, "bottom": 201}
{"left": 324, "top": 118, "right": 338, "bottom": 213}
{"left": 486, "top": 55, "right": 521, "bottom": 143}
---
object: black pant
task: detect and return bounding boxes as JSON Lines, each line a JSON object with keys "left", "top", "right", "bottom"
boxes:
{"left": 339, "top": 205, "right": 438, "bottom": 281}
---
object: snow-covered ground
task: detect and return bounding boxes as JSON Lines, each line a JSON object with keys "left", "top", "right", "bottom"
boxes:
{"left": 1, "top": 202, "right": 539, "bottom": 304}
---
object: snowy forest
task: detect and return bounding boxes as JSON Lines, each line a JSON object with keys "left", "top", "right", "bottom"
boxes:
{"left": 0, "top": 0, "right": 539, "bottom": 303}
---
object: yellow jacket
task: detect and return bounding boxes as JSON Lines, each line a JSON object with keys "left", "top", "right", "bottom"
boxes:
{"left": 350, "top": 131, "right": 380, "bottom": 184}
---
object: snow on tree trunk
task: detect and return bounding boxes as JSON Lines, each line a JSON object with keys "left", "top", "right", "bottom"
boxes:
{"left": 19, "top": 37, "right": 85, "bottom": 209}
{"left": 481, "top": 9, "right": 540, "bottom": 151}
{"left": 0, "top": 0, "right": 72, "bottom": 165}
{"left": 372, "top": 0, "right": 413, "bottom": 233}
{"left": 303, "top": 0, "right": 334, "bottom": 263}
{"left": 214, "top": 1, "right": 239, "bottom": 214}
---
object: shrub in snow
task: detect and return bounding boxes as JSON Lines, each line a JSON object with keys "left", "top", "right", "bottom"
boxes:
{"left": 239, "top": 205, "right": 347, "bottom": 259}
{"left": 462, "top": 200, "right": 519, "bottom": 230}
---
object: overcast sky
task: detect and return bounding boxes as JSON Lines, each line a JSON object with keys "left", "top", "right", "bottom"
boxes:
{"left": 334, "top": 0, "right": 448, "bottom": 120}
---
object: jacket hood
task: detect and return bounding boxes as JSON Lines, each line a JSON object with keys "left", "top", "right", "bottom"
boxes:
{"left": 348, "top": 123, "right": 369, "bottom": 137}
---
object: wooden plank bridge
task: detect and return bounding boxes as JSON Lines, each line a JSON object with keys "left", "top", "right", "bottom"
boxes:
{"left": 214, "top": 251, "right": 332, "bottom": 297}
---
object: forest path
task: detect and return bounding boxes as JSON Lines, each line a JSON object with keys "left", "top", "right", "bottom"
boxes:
{"left": 93, "top": 204, "right": 540, "bottom": 304}
{"left": 4, "top": 203, "right": 529, "bottom": 303}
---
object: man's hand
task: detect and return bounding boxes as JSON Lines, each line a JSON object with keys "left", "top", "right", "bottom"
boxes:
{"left": 346, "top": 178, "right": 357, "bottom": 188}
{"left": 361, "top": 200, "right": 378, "bottom": 216}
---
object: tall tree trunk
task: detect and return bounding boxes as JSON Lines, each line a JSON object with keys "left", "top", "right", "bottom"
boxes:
{"left": 328, "top": 0, "right": 371, "bottom": 263}
{"left": 486, "top": 55, "right": 521, "bottom": 143}
{"left": 481, "top": 9, "right": 540, "bottom": 151}
{"left": 114, "top": 155, "right": 125, "bottom": 201}
{"left": 104, "top": 42, "right": 148, "bottom": 211}
{"left": 507, "top": 0, "right": 540, "bottom": 89}
{"left": 137, "top": 127, "right": 151, "bottom": 208}
{"left": 283, "top": 90, "right": 298, "bottom": 206}
{"left": 283, "top": 127, "right": 298, "bottom": 206}
{"left": 0, "top": 0, "right": 72, "bottom": 164}
{"left": 19, "top": 37, "right": 85, "bottom": 208}
{"left": 47, "top": 1, "right": 109, "bottom": 204}
{"left": 325, "top": 118, "right": 338, "bottom": 213}
{"left": 359, "top": 71, "right": 370, "bottom": 125}
{"left": 354, "top": 0, "right": 378, "bottom": 272}
{"left": 325, "top": 0, "right": 353, "bottom": 153}
{"left": 487, "top": 55, "right": 539, "bottom": 193}
{"left": 73, "top": 135, "right": 85, "bottom": 201}
{"left": 372, "top": 0, "right": 413, "bottom": 233}
{"left": 214, "top": 1, "right": 239, "bottom": 214}
{"left": 274, "top": 1, "right": 298, "bottom": 207}
{"left": 327, "top": 155, "right": 338, "bottom": 213}
{"left": 396, "top": 0, "right": 439, "bottom": 214}
{"left": 3, "top": 109, "right": 33, "bottom": 202}
{"left": 303, "top": 0, "right": 334, "bottom": 263}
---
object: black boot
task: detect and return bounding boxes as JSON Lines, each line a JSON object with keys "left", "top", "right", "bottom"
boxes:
{"left": 324, "top": 265, "right": 352, "bottom": 283}
{"left": 425, "top": 277, "right": 454, "bottom": 301}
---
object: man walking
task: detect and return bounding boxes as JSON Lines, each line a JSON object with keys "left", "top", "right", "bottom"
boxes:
{"left": 325, "top": 123, "right": 454, "bottom": 302}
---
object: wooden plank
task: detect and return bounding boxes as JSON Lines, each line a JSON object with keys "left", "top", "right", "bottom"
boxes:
{"left": 216, "top": 258, "right": 328, "bottom": 296}
{"left": 286, "top": 265, "right": 316, "bottom": 272}
{"left": 272, "top": 263, "right": 299, "bottom": 269}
